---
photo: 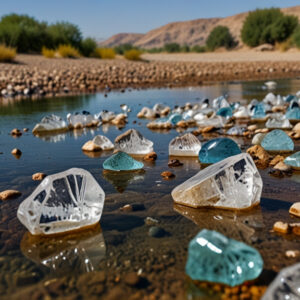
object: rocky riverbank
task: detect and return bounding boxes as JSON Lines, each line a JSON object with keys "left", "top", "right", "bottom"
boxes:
{"left": 1, "top": 53, "right": 300, "bottom": 101}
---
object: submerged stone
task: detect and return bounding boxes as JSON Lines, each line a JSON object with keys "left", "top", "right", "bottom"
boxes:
{"left": 284, "top": 151, "right": 300, "bottom": 170}
{"left": 17, "top": 168, "right": 105, "bottom": 235}
{"left": 262, "top": 263, "right": 300, "bottom": 300}
{"left": 199, "top": 138, "right": 241, "bottom": 164}
{"left": 261, "top": 129, "right": 294, "bottom": 152}
{"left": 115, "top": 129, "right": 154, "bottom": 155}
{"left": 186, "top": 229, "right": 263, "bottom": 287}
{"left": 32, "top": 114, "right": 68, "bottom": 134}
{"left": 172, "top": 153, "right": 262, "bottom": 209}
{"left": 169, "top": 133, "right": 201, "bottom": 157}
{"left": 103, "top": 151, "right": 143, "bottom": 171}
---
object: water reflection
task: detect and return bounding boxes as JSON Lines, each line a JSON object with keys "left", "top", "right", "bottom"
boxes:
{"left": 82, "top": 149, "right": 114, "bottom": 159}
{"left": 34, "top": 132, "right": 67, "bottom": 143}
{"left": 174, "top": 204, "right": 264, "bottom": 243}
{"left": 20, "top": 224, "right": 106, "bottom": 275}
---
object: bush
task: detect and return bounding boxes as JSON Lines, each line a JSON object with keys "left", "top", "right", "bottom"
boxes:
{"left": 80, "top": 37, "right": 97, "bottom": 57}
{"left": 293, "top": 26, "right": 300, "bottom": 48}
{"left": 114, "top": 43, "right": 136, "bottom": 55}
{"left": 191, "top": 45, "right": 206, "bottom": 53}
{"left": 124, "top": 49, "right": 142, "bottom": 60}
{"left": 42, "top": 46, "right": 55, "bottom": 58}
{"left": 275, "top": 38, "right": 293, "bottom": 52}
{"left": 0, "top": 44, "right": 16, "bottom": 62}
{"left": 164, "top": 43, "right": 181, "bottom": 53}
{"left": 57, "top": 44, "right": 80, "bottom": 58}
{"left": 241, "top": 8, "right": 298, "bottom": 47}
{"left": 206, "top": 26, "right": 235, "bottom": 51}
{"left": 180, "top": 45, "right": 190, "bottom": 52}
{"left": 94, "top": 48, "right": 115, "bottom": 59}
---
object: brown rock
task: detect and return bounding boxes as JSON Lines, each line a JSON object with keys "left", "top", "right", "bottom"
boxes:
{"left": 143, "top": 151, "right": 157, "bottom": 161}
{"left": 74, "top": 123, "right": 83, "bottom": 129}
{"left": 247, "top": 125, "right": 257, "bottom": 131}
{"left": 289, "top": 202, "right": 300, "bottom": 218}
{"left": 168, "top": 159, "right": 183, "bottom": 167}
{"left": 11, "top": 128, "right": 22, "bottom": 136}
{"left": 246, "top": 145, "right": 270, "bottom": 169}
{"left": 0, "top": 190, "right": 21, "bottom": 201}
{"left": 273, "top": 221, "right": 289, "bottom": 234}
{"left": 285, "top": 250, "right": 300, "bottom": 258}
{"left": 288, "top": 131, "right": 300, "bottom": 139}
{"left": 82, "top": 140, "right": 101, "bottom": 152}
{"left": 274, "top": 161, "right": 292, "bottom": 172}
{"left": 254, "top": 128, "right": 269, "bottom": 134}
{"left": 272, "top": 105, "right": 285, "bottom": 113}
{"left": 124, "top": 272, "right": 140, "bottom": 286}
{"left": 120, "top": 204, "right": 133, "bottom": 212}
{"left": 293, "top": 122, "right": 300, "bottom": 132}
{"left": 32, "top": 172, "right": 47, "bottom": 181}
{"left": 161, "top": 171, "right": 175, "bottom": 179}
{"left": 23, "top": 128, "right": 29, "bottom": 132}
{"left": 269, "top": 155, "right": 284, "bottom": 167}
{"left": 176, "top": 120, "right": 188, "bottom": 128}
{"left": 201, "top": 126, "right": 215, "bottom": 133}
{"left": 291, "top": 224, "right": 300, "bottom": 236}
{"left": 11, "top": 148, "right": 22, "bottom": 155}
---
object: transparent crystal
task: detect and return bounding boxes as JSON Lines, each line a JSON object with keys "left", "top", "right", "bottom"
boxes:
{"left": 186, "top": 229, "right": 263, "bottom": 286}
{"left": 226, "top": 126, "right": 246, "bottom": 136}
{"left": 32, "top": 114, "right": 68, "bottom": 134}
{"left": 261, "top": 129, "right": 294, "bottom": 152}
{"left": 169, "top": 133, "right": 201, "bottom": 156}
{"left": 196, "top": 115, "right": 225, "bottom": 128}
{"left": 251, "top": 103, "right": 266, "bottom": 119}
{"left": 266, "top": 116, "right": 292, "bottom": 129}
{"left": 92, "top": 135, "right": 114, "bottom": 150}
{"left": 95, "top": 110, "right": 115, "bottom": 123}
{"left": 114, "top": 129, "right": 154, "bottom": 154}
{"left": 17, "top": 168, "right": 105, "bottom": 235}
{"left": 199, "top": 137, "right": 241, "bottom": 164}
{"left": 284, "top": 151, "right": 300, "bottom": 170}
{"left": 168, "top": 113, "right": 183, "bottom": 125}
{"left": 234, "top": 106, "right": 250, "bottom": 118}
{"left": 216, "top": 107, "right": 232, "bottom": 118}
{"left": 67, "top": 113, "right": 96, "bottom": 127}
{"left": 172, "top": 153, "right": 262, "bottom": 209}
{"left": 137, "top": 107, "right": 156, "bottom": 119}
{"left": 212, "top": 96, "right": 230, "bottom": 110}
{"left": 103, "top": 151, "right": 144, "bottom": 171}
{"left": 262, "top": 263, "right": 300, "bottom": 300}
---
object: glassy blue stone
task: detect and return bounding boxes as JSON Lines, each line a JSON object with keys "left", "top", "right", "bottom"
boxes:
{"left": 216, "top": 107, "right": 233, "bottom": 118}
{"left": 261, "top": 129, "right": 294, "bottom": 152}
{"left": 252, "top": 103, "right": 266, "bottom": 119}
{"left": 284, "top": 151, "right": 300, "bottom": 170}
{"left": 284, "top": 94, "right": 297, "bottom": 103}
{"left": 286, "top": 107, "right": 300, "bottom": 120}
{"left": 168, "top": 113, "right": 183, "bottom": 125}
{"left": 199, "top": 138, "right": 241, "bottom": 164}
{"left": 103, "top": 151, "right": 143, "bottom": 171}
{"left": 186, "top": 229, "right": 263, "bottom": 287}
{"left": 230, "top": 102, "right": 240, "bottom": 110}
{"left": 289, "top": 99, "right": 299, "bottom": 109}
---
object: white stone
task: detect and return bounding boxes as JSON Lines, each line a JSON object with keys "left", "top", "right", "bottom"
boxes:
{"left": 266, "top": 116, "right": 292, "bottom": 129}
{"left": 169, "top": 133, "right": 201, "bottom": 157}
{"left": 17, "top": 168, "right": 105, "bottom": 235}
{"left": 171, "top": 153, "right": 262, "bottom": 209}
{"left": 67, "top": 113, "right": 96, "bottom": 127}
{"left": 92, "top": 135, "right": 114, "bottom": 150}
{"left": 137, "top": 107, "right": 156, "bottom": 119}
{"left": 233, "top": 107, "right": 250, "bottom": 118}
{"left": 252, "top": 133, "right": 266, "bottom": 145}
{"left": 196, "top": 115, "right": 225, "bottom": 128}
{"left": 95, "top": 111, "right": 115, "bottom": 123}
{"left": 264, "top": 81, "right": 277, "bottom": 90}
{"left": 32, "top": 115, "right": 68, "bottom": 134}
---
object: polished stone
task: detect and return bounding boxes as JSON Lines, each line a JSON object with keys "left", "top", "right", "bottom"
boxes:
{"left": 284, "top": 151, "right": 300, "bottom": 170}
{"left": 261, "top": 129, "right": 294, "bottom": 152}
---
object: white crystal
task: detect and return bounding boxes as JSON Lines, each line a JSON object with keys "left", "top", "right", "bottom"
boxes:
{"left": 233, "top": 107, "right": 250, "bottom": 118}
{"left": 196, "top": 115, "right": 225, "bottom": 128}
{"left": 92, "top": 135, "right": 114, "bottom": 150}
{"left": 114, "top": 129, "right": 154, "bottom": 154}
{"left": 172, "top": 153, "right": 262, "bottom": 209}
{"left": 95, "top": 110, "right": 115, "bottom": 123}
{"left": 262, "top": 263, "right": 300, "bottom": 300}
{"left": 266, "top": 116, "right": 292, "bottom": 129}
{"left": 252, "top": 133, "right": 266, "bottom": 145}
{"left": 137, "top": 107, "right": 156, "bottom": 119}
{"left": 264, "top": 81, "right": 277, "bottom": 90}
{"left": 17, "top": 168, "right": 105, "bottom": 235}
{"left": 153, "top": 103, "right": 170, "bottom": 114}
{"left": 67, "top": 113, "right": 97, "bottom": 127}
{"left": 169, "top": 133, "right": 201, "bottom": 156}
{"left": 32, "top": 114, "right": 68, "bottom": 134}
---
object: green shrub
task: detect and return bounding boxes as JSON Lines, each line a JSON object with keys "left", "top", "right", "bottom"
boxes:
{"left": 180, "top": 45, "right": 190, "bottom": 52}
{"left": 293, "top": 26, "right": 300, "bottom": 48}
{"left": 164, "top": 43, "right": 181, "bottom": 53}
{"left": 57, "top": 44, "right": 80, "bottom": 58}
{"left": 42, "top": 46, "right": 55, "bottom": 58}
{"left": 0, "top": 44, "right": 16, "bottom": 62}
{"left": 191, "top": 45, "right": 206, "bottom": 53}
{"left": 94, "top": 48, "right": 115, "bottom": 59}
{"left": 241, "top": 8, "right": 298, "bottom": 47}
{"left": 114, "top": 43, "right": 136, "bottom": 55}
{"left": 80, "top": 37, "right": 97, "bottom": 57}
{"left": 206, "top": 26, "right": 235, "bottom": 51}
{"left": 124, "top": 49, "right": 142, "bottom": 60}
{"left": 146, "top": 47, "right": 164, "bottom": 53}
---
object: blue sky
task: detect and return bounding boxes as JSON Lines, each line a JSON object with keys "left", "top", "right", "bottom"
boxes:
{"left": 1, "top": 0, "right": 300, "bottom": 40}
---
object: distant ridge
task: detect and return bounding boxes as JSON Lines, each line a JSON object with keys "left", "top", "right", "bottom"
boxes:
{"left": 99, "top": 6, "right": 300, "bottom": 49}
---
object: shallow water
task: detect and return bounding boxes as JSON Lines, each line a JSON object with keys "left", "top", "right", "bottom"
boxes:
{"left": 0, "top": 79, "right": 300, "bottom": 299}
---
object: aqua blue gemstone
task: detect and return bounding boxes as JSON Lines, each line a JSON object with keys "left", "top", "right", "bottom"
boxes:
{"left": 216, "top": 107, "right": 233, "bottom": 118}
{"left": 285, "top": 94, "right": 296, "bottom": 103}
{"left": 261, "top": 129, "right": 294, "bottom": 152}
{"left": 185, "top": 229, "right": 263, "bottom": 287}
{"left": 286, "top": 107, "right": 300, "bottom": 120}
{"left": 103, "top": 151, "right": 144, "bottom": 171}
{"left": 199, "top": 138, "right": 241, "bottom": 164}
{"left": 230, "top": 102, "right": 240, "bottom": 110}
{"left": 252, "top": 103, "right": 266, "bottom": 119}
{"left": 284, "top": 152, "right": 300, "bottom": 169}
{"left": 168, "top": 113, "right": 182, "bottom": 125}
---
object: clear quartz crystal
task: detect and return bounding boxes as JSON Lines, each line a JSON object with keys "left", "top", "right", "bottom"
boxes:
{"left": 67, "top": 113, "right": 96, "bottom": 127}
{"left": 17, "top": 168, "right": 105, "bottom": 235}
{"left": 169, "top": 133, "right": 201, "bottom": 156}
{"left": 32, "top": 114, "right": 68, "bottom": 133}
{"left": 266, "top": 115, "right": 292, "bottom": 129}
{"left": 114, "top": 129, "right": 154, "bottom": 154}
{"left": 172, "top": 153, "right": 262, "bottom": 209}
{"left": 92, "top": 135, "right": 114, "bottom": 150}
{"left": 262, "top": 263, "right": 300, "bottom": 300}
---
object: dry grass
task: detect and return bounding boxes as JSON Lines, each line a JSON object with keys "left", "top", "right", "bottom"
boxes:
{"left": 94, "top": 48, "right": 115, "bottom": 59}
{"left": 124, "top": 49, "right": 142, "bottom": 61}
{"left": 57, "top": 45, "right": 80, "bottom": 58}
{"left": 42, "top": 47, "right": 56, "bottom": 58}
{"left": 275, "top": 39, "right": 293, "bottom": 52}
{"left": 0, "top": 45, "right": 16, "bottom": 62}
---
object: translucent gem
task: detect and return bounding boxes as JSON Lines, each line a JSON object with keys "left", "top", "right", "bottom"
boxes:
{"left": 172, "top": 153, "right": 262, "bottom": 209}
{"left": 196, "top": 115, "right": 225, "bottom": 128}
{"left": 233, "top": 107, "right": 250, "bottom": 118}
{"left": 186, "top": 229, "right": 263, "bottom": 286}
{"left": 226, "top": 126, "right": 246, "bottom": 136}
{"left": 252, "top": 133, "right": 266, "bottom": 145}
{"left": 216, "top": 107, "right": 232, "bottom": 118}
{"left": 284, "top": 151, "right": 300, "bottom": 170}
{"left": 103, "top": 151, "right": 143, "bottom": 171}
{"left": 284, "top": 94, "right": 297, "bottom": 103}
{"left": 115, "top": 129, "right": 154, "bottom": 154}
{"left": 95, "top": 110, "right": 115, "bottom": 123}
{"left": 286, "top": 107, "right": 300, "bottom": 120}
{"left": 168, "top": 113, "right": 183, "bottom": 125}
{"left": 199, "top": 138, "right": 241, "bottom": 164}
{"left": 169, "top": 133, "right": 201, "bottom": 156}
{"left": 212, "top": 96, "right": 230, "bottom": 110}
{"left": 262, "top": 263, "right": 300, "bottom": 300}
{"left": 67, "top": 113, "right": 96, "bottom": 127}
{"left": 137, "top": 107, "right": 156, "bottom": 119}
{"left": 92, "top": 135, "right": 114, "bottom": 150}
{"left": 32, "top": 114, "right": 68, "bottom": 134}
{"left": 251, "top": 103, "right": 266, "bottom": 119}
{"left": 261, "top": 129, "right": 294, "bottom": 152}
{"left": 266, "top": 116, "right": 292, "bottom": 129}
{"left": 17, "top": 168, "right": 105, "bottom": 235}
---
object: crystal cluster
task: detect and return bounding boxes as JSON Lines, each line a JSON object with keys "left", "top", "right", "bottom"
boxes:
{"left": 169, "top": 133, "right": 201, "bottom": 156}
{"left": 261, "top": 129, "right": 294, "bottom": 152}
{"left": 17, "top": 168, "right": 105, "bottom": 235}
{"left": 186, "top": 229, "right": 263, "bottom": 287}
{"left": 172, "top": 153, "right": 262, "bottom": 209}
{"left": 32, "top": 114, "right": 68, "bottom": 134}
{"left": 103, "top": 151, "right": 143, "bottom": 171}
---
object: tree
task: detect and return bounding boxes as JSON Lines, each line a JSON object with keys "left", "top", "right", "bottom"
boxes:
{"left": 164, "top": 43, "right": 181, "bottom": 53}
{"left": 293, "top": 26, "right": 300, "bottom": 48}
{"left": 80, "top": 37, "right": 97, "bottom": 57}
{"left": 206, "top": 26, "right": 235, "bottom": 51}
{"left": 114, "top": 43, "right": 135, "bottom": 55}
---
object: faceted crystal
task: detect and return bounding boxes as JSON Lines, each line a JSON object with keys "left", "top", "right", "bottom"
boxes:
{"left": 32, "top": 114, "right": 68, "bottom": 134}
{"left": 115, "top": 129, "right": 154, "bottom": 154}
{"left": 262, "top": 263, "right": 300, "bottom": 300}
{"left": 103, "top": 151, "right": 143, "bottom": 171}
{"left": 67, "top": 113, "right": 97, "bottom": 127}
{"left": 261, "top": 129, "right": 294, "bottom": 152}
{"left": 251, "top": 103, "right": 266, "bottom": 119}
{"left": 284, "top": 151, "right": 300, "bottom": 170}
{"left": 169, "top": 133, "right": 201, "bottom": 156}
{"left": 216, "top": 107, "right": 232, "bottom": 118}
{"left": 266, "top": 116, "right": 292, "bottom": 129}
{"left": 172, "top": 153, "right": 262, "bottom": 209}
{"left": 212, "top": 96, "right": 230, "bottom": 110}
{"left": 92, "top": 135, "right": 114, "bottom": 150}
{"left": 17, "top": 168, "right": 105, "bottom": 235}
{"left": 199, "top": 138, "right": 241, "bottom": 164}
{"left": 186, "top": 229, "right": 263, "bottom": 287}
{"left": 286, "top": 107, "right": 300, "bottom": 120}
{"left": 95, "top": 110, "right": 115, "bottom": 123}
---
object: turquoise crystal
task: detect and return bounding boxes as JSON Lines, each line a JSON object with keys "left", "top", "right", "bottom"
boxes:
{"left": 185, "top": 229, "right": 263, "bottom": 287}
{"left": 261, "top": 129, "right": 294, "bottom": 152}
{"left": 284, "top": 151, "right": 300, "bottom": 169}
{"left": 103, "top": 151, "right": 143, "bottom": 171}
{"left": 286, "top": 107, "right": 300, "bottom": 120}
{"left": 168, "top": 113, "right": 183, "bottom": 125}
{"left": 199, "top": 138, "right": 241, "bottom": 164}
{"left": 216, "top": 107, "right": 233, "bottom": 118}
{"left": 252, "top": 103, "right": 266, "bottom": 119}
{"left": 284, "top": 94, "right": 297, "bottom": 103}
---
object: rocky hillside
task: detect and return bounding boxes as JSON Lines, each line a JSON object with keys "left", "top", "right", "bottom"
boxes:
{"left": 100, "top": 6, "right": 300, "bottom": 49}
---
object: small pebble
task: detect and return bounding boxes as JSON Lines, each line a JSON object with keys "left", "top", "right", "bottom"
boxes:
{"left": 143, "top": 151, "right": 157, "bottom": 161}
{"left": 0, "top": 189, "right": 21, "bottom": 201}
{"left": 273, "top": 221, "right": 289, "bottom": 234}
{"left": 124, "top": 272, "right": 140, "bottom": 286}
{"left": 285, "top": 250, "right": 300, "bottom": 258}
{"left": 11, "top": 148, "right": 22, "bottom": 155}
{"left": 289, "top": 202, "right": 300, "bottom": 218}
{"left": 145, "top": 217, "right": 159, "bottom": 226}
{"left": 168, "top": 159, "right": 183, "bottom": 167}
{"left": 148, "top": 226, "right": 166, "bottom": 238}
{"left": 10, "top": 128, "right": 22, "bottom": 136}
{"left": 32, "top": 172, "right": 47, "bottom": 181}
{"left": 161, "top": 171, "right": 175, "bottom": 179}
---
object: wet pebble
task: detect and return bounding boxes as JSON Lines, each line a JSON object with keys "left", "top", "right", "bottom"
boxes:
{"left": 168, "top": 159, "right": 183, "bottom": 167}
{"left": 32, "top": 172, "right": 47, "bottom": 181}
{"left": 148, "top": 226, "right": 166, "bottom": 238}
{"left": 11, "top": 148, "right": 22, "bottom": 156}
{"left": 0, "top": 189, "right": 21, "bottom": 201}
{"left": 161, "top": 171, "right": 175, "bottom": 179}
{"left": 124, "top": 272, "right": 140, "bottom": 286}
{"left": 10, "top": 128, "right": 22, "bottom": 136}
